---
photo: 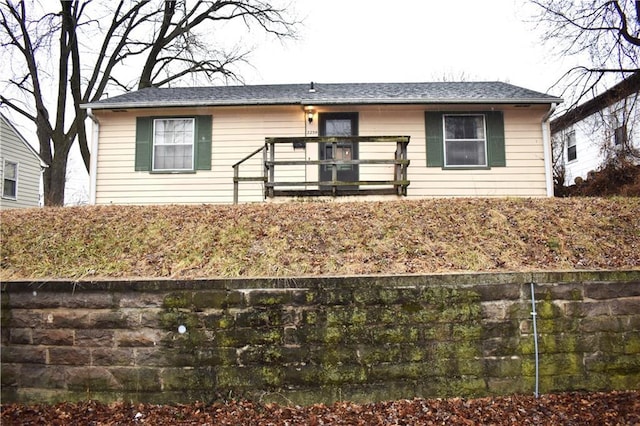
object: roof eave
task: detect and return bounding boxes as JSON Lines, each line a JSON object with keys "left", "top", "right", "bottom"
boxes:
{"left": 82, "top": 97, "right": 563, "bottom": 110}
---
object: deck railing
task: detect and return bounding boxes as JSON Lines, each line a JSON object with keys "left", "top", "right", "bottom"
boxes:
{"left": 232, "top": 136, "right": 410, "bottom": 204}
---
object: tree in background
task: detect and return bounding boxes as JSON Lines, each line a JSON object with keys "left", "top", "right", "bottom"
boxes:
{"left": 531, "top": 0, "right": 639, "bottom": 108}
{"left": 0, "top": 0, "right": 297, "bottom": 206}
{"left": 532, "top": 1, "right": 640, "bottom": 194}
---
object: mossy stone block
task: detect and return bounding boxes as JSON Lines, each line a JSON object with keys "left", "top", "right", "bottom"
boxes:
{"left": 484, "top": 357, "right": 523, "bottom": 378}
{"left": 319, "top": 365, "right": 368, "bottom": 385}
{"left": 109, "top": 367, "right": 161, "bottom": 392}
{"left": 482, "top": 336, "right": 519, "bottom": 357}
{"left": 452, "top": 324, "right": 482, "bottom": 341}
{"left": 423, "top": 324, "right": 453, "bottom": 341}
{"left": 196, "top": 348, "right": 236, "bottom": 366}
{"left": 371, "top": 326, "right": 420, "bottom": 344}
{"left": 486, "top": 377, "right": 528, "bottom": 395}
{"left": 160, "top": 367, "right": 216, "bottom": 391}
{"left": 357, "top": 345, "right": 403, "bottom": 366}
{"left": 624, "top": 331, "right": 640, "bottom": 354}
{"left": 609, "top": 373, "right": 640, "bottom": 390}
{"left": 238, "top": 346, "right": 283, "bottom": 365}
{"left": 163, "top": 292, "right": 191, "bottom": 309}
{"left": 235, "top": 308, "right": 282, "bottom": 328}
{"left": 191, "top": 291, "right": 230, "bottom": 309}
{"left": 352, "top": 288, "right": 380, "bottom": 305}
{"left": 367, "top": 362, "right": 425, "bottom": 381}
{"left": 203, "top": 312, "right": 235, "bottom": 330}
{"left": 247, "top": 290, "right": 292, "bottom": 306}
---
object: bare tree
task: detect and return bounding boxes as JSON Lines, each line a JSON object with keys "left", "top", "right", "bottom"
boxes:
{"left": 0, "top": 0, "right": 297, "bottom": 206}
{"left": 531, "top": 0, "right": 639, "bottom": 108}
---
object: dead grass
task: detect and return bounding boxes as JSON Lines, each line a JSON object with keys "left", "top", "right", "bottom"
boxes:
{"left": 1, "top": 198, "right": 639, "bottom": 280}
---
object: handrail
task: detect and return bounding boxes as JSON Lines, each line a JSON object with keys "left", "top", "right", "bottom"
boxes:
{"left": 265, "top": 136, "right": 410, "bottom": 144}
{"left": 232, "top": 145, "right": 265, "bottom": 168}
{"left": 232, "top": 144, "right": 267, "bottom": 204}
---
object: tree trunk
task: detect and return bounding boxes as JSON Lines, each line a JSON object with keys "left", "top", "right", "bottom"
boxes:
{"left": 43, "top": 153, "right": 67, "bottom": 206}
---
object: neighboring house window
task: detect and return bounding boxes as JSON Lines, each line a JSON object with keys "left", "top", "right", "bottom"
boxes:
{"left": 425, "top": 111, "right": 505, "bottom": 168}
{"left": 566, "top": 131, "right": 577, "bottom": 162}
{"left": 135, "top": 115, "right": 212, "bottom": 172}
{"left": 614, "top": 124, "right": 627, "bottom": 146}
{"left": 443, "top": 114, "right": 487, "bottom": 167}
{"left": 153, "top": 118, "right": 194, "bottom": 171}
{"left": 2, "top": 160, "right": 18, "bottom": 199}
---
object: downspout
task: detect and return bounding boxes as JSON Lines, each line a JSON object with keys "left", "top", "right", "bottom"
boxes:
{"left": 530, "top": 281, "right": 540, "bottom": 398}
{"left": 86, "top": 108, "right": 99, "bottom": 205}
{"left": 541, "top": 103, "right": 557, "bottom": 197}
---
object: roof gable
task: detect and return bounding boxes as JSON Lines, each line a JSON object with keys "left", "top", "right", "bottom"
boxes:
{"left": 0, "top": 112, "right": 45, "bottom": 166}
{"left": 82, "top": 81, "right": 562, "bottom": 110}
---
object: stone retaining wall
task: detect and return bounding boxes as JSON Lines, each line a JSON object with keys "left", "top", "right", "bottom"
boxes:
{"left": 1, "top": 271, "right": 639, "bottom": 405}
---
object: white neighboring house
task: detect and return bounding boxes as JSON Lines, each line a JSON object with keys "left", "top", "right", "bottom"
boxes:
{"left": 0, "top": 113, "right": 45, "bottom": 209}
{"left": 551, "top": 72, "right": 640, "bottom": 186}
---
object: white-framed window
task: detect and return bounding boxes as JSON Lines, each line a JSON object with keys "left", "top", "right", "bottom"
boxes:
{"left": 152, "top": 118, "right": 195, "bottom": 171}
{"left": 2, "top": 160, "right": 18, "bottom": 199}
{"left": 443, "top": 114, "right": 487, "bottom": 167}
{"left": 566, "top": 130, "right": 577, "bottom": 162}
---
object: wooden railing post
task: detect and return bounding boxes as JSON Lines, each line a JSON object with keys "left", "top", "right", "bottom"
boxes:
{"left": 263, "top": 143, "right": 269, "bottom": 199}
{"left": 233, "top": 165, "right": 239, "bottom": 204}
{"left": 269, "top": 141, "right": 275, "bottom": 198}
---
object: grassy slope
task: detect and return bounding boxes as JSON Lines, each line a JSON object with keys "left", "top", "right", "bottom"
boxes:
{"left": 1, "top": 198, "right": 639, "bottom": 280}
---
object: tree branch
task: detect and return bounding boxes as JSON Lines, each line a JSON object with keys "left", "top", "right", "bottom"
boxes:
{"left": 0, "top": 95, "right": 36, "bottom": 122}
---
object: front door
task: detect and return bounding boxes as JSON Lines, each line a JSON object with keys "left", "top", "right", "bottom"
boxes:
{"left": 319, "top": 112, "right": 359, "bottom": 190}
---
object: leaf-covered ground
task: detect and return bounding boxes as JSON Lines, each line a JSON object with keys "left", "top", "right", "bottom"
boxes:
{"left": 1, "top": 198, "right": 639, "bottom": 280}
{"left": 2, "top": 391, "right": 639, "bottom": 425}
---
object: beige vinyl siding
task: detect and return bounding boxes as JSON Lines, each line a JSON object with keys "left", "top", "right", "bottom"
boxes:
{"left": 95, "top": 106, "right": 305, "bottom": 205}
{"left": 0, "top": 116, "right": 41, "bottom": 209}
{"left": 93, "top": 104, "right": 550, "bottom": 205}
{"left": 356, "top": 105, "right": 548, "bottom": 197}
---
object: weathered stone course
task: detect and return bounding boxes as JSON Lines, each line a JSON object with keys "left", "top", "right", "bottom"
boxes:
{"left": 1, "top": 270, "right": 639, "bottom": 405}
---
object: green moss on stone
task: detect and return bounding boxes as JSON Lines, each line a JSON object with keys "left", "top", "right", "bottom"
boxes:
{"left": 624, "top": 332, "right": 640, "bottom": 354}
{"left": 401, "top": 302, "right": 423, "bottom": 313}
{"left": 323, "top": 326, "right": 344, "bottom": 345}
{"left": 191, "top": 291, "right": 229, "bottom": 309}
{"left": 452, "top": 324, "right": 482, "bottom": 341}
{"left": 163, "top": 292, "right": 191, "bottom": 309}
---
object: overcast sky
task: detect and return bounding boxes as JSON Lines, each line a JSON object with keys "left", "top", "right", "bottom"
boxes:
{"left": 238, "top": 0, "right": 575, "bottom": 97}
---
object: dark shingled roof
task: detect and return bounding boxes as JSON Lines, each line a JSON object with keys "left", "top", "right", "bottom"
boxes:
{"left": 82, "top": 81, "right": 562, "bottom": 110}
{"left": 550, "top": 72, "right": 640, "bottom": 134}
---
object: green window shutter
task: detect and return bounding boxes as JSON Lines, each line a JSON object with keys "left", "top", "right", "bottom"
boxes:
{"left": 486, "top": 111, "right": 506, "bottom": 167}
{"left": 135, "top": 117, "right": 152, "bottom": 171}
{"left": 425, "top": 112, "right": 444, "bottom": 167}
{"left": 195, "top": 115, "right": 212, "bottom": 170}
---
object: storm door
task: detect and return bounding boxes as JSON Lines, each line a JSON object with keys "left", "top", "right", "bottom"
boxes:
{"left": 319, "top": 112, "right": 359, "bottom": 190}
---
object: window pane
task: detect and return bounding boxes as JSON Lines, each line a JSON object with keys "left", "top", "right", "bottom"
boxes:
{"left": 3, "top": 179, "right": 16, "bottom": 198}
{"left": 445, "top": 116, "right": 484, "bottom": 140}
{"left": 153, "top": 118, "right": 194, "bottom": 170}
{"left": 566, "top": 131, "right": 577, "bottom": 161}
{"left": 325, "top": 119, "right": 352, "bottom": 136}
{"left": 154, "top": 145, "right": 192, "bottom": 170}
{"left": 446, "top": 140, "right": 486, "bottom": 166}
{"left": 5, "top": 162, "right": 16, "bottom": 179}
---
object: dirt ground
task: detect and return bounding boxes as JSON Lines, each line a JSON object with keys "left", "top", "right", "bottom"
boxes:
{"left": 2, "top": 390, "right": 639, "bottom": 425}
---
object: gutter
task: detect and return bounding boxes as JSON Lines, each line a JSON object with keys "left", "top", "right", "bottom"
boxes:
{"left": 86, "top": 108, "right": 100, "bottom": 205}
{"left": 80, "top": 98, "right": 564, "bottom": 111}
{"left": 541, "top": 103, "right": 558, "bottom": 197}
